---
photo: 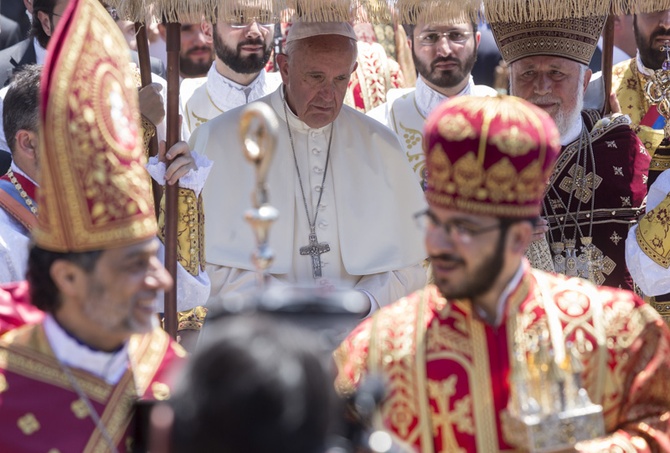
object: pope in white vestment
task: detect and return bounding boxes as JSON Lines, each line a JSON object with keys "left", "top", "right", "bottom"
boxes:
{"left": 190, "top": 86, "right": 428, "bottom": 309}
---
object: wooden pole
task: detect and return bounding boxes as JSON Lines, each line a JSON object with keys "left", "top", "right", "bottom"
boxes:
{"left": 163, "top": 22, "right": 180, "bottom": 340}
{"left": 601, "top": 14, "right": 615, "bottom": 115}
{"left": 134, "top": 22, "right": 164, "bottom": 219}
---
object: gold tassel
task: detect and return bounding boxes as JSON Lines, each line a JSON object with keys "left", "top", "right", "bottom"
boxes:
{"left": 394, "top": 0, "right": 482, "bottom": 25}
{"left": 484, "top": 0, "right": 612, "bottom": 23}
{"left": 107, "top": 0, "right": 670, "bottom": 25}
{"left": 632, "top": 0, "right": 670, "bottom": 14}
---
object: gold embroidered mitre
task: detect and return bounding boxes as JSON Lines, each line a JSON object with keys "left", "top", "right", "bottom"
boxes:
{"left": 489, "top": 15, "right": 606, "bottom": 65}
{"left": 35, "top": 0, "right": 156, "bottom": 252}
{"left": 423, "top": 95, "right": 560, "bottom": 217}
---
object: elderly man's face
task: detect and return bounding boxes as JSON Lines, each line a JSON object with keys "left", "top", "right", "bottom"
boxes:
{"left": 278, "top": 35, "right": 357, "bottom": 128}
{"left": 634, "top": 10, "right": 670, "bottom": 70}
{"left": 510, "top": 56, "right": 590, "bottom": 141}
{"left": 411, "top": 21, "right": 479, "bottom": 94}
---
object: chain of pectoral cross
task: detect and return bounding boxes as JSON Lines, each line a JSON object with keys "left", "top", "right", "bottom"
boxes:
{"left": 284, "top": 96, "right": 333, "bottom": 278}
{"left": 544, "top": 126, "right": 602, "bottom": 282}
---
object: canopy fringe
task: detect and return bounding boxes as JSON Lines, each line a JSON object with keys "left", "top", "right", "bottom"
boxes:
{"left": 107, "top": 0, "right": 670, "bottom": 25}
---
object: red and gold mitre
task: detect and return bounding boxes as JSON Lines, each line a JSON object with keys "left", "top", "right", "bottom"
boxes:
{"left": 423, "top": 95, "right": 560, "bottom": 218}
{"left": 35, "top": 0, "right": 156, "bottom": 252}
{"left": 489, "top": 15, "right": 606, "bottom": 65}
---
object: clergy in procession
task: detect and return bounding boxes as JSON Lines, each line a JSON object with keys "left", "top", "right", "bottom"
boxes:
{"left": 612, "top": 8, "right": 670, "bottom": 319}
{"left": 366, "top": 9, "right": 553, "bottom": 275}
{"left": 180, "top": 0, "right": 282, "bottom": 139}
{"left": 0, "top": 0, "right": 185, "bottom": 450}
{"left": 367, "top": 11, "right": 496, "bottom": 189}
{"left": 336, "top": 95, "right": 670, "bottom": 452}
{"left": 190, "top": 20, "right": 427, "bottom": 311}
{"left": 490, "top": 14, "right": 650, "bottom": 290}
{"left": 612, "top": 8, "right": 670, "bottom": 188}
{"left": 0, "top": 0, "right": 212, "bottom": 340}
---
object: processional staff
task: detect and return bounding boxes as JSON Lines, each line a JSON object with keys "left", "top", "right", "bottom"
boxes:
{"left": 240, "top": 102, "right": 280, "bottom": 290}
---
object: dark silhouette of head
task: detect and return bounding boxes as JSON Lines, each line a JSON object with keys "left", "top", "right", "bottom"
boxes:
{"left": 171, "top": 315, "right": 337, "bottom": 453}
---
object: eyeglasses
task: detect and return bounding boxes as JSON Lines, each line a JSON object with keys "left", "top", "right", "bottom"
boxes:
{"left": 414, "top": 209, "right": 500, "bottom": 244}
{"left": 417, "top": 30, "right": 473, "bottom": 46}
{"left": 229, "top": 13, "right": 274, "bottom": 30}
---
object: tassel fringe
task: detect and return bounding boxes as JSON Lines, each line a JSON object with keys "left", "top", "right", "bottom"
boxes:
{"left": 107, "top": 0, "right": 670, "bottom": 25}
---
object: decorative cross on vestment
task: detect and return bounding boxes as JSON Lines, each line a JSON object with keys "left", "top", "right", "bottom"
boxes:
{"left": 428, "top": 376, "right": 474, "bottom": 453}
{"left": 558, "top": 164, "right": 603, "bottom": 203}
{"left": 300, "top": 232, "right": 330, "bottom": 278}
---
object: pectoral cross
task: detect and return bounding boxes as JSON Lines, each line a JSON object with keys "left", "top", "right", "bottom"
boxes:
{"left": 300, "top": 232, "right": 330, "bottom": 278}
{"left": 553, "top": 239, "right": 589, "bottom": 279}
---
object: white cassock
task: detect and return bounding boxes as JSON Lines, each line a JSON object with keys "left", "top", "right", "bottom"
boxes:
{"left": 180, "top": 64, "right": 282, "bottom": 140}
{"left": 626, "top": 169, "right": 670, "bottom": 296}
{"left": 190, "top": 86, "right": 428, "bottom": 309}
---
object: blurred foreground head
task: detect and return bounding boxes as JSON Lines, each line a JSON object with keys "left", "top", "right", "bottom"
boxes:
{"left": 171, "top": 315, "right": 337, "bottom": 453}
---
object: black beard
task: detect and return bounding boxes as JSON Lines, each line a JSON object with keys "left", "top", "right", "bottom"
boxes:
{"left": 432, "top": 227, "right": 506, "bottom": 301}
{"left": 412, "top": 45, "right": 478, "bottom": 89}
{"left": 634, "top": 18, "right": 669, "bottom": 70}
{"left": 213, "top": 27, "right": 272, "bottom": 74}
{"left": 180, "top": 48, "right": 213, "bottom": 78}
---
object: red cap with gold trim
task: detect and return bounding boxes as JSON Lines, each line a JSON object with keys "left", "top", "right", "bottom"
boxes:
{"left": 423, "top": 95, "right": 560, "bottom": 218}
{"left": 35, "top": 0, "right": 156, "bottom": 252}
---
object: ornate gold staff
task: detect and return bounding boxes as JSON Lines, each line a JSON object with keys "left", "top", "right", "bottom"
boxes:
{"left": 240, "top": 102, "right": 280, "bottom": 289}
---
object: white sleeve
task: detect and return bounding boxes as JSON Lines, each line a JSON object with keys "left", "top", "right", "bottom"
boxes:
{"left": 154, "top": 242, "right": 211, "bottom": 312}
{"left": 625, "top": 224, "right": 670, "bottom": 297}
{"left": 624, "top": 171, "right": 670, "bottom": 297}
{"left": 145, "top": 150, "right": 212, "bottom": 196}
{"left": 0, "top": 211, "right": 30, "bottom": 284}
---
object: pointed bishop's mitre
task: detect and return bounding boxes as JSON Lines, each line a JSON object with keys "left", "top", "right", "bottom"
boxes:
{"left": 35, "top": 0, "right": 156, "bottom": 252}
{"left": 484, "top": 0, "right": 607, "bottom": 66}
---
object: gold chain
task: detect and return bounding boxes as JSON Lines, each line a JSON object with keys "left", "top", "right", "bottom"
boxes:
{"left": 6, "top": 169, "right": 37, "bottom": 215}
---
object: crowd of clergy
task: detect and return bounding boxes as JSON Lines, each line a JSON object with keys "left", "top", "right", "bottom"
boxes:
{"left": 0, "top": 0, "right": 668, "bottom": 451}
